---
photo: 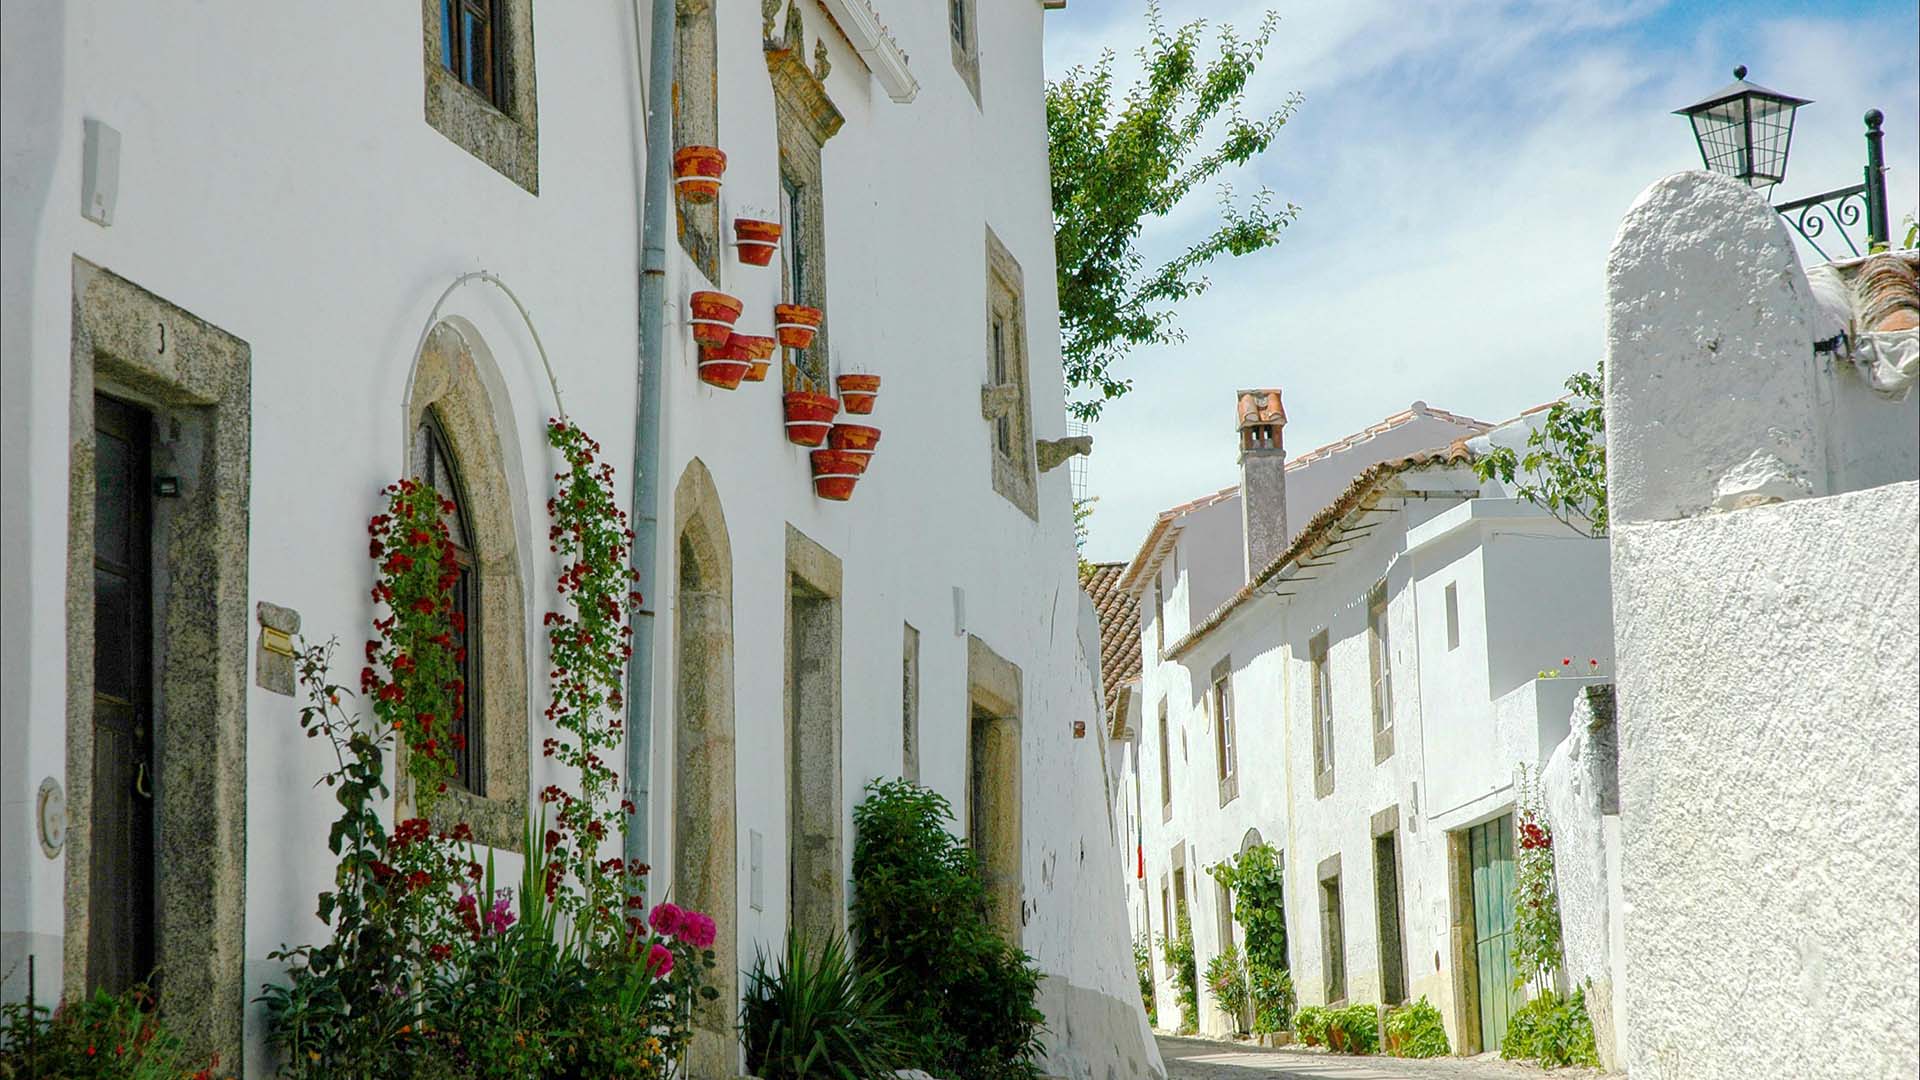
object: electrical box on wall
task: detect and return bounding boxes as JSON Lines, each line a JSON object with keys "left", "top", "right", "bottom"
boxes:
{"left": 82, "top": 118, "right": 121, "bottom": 227}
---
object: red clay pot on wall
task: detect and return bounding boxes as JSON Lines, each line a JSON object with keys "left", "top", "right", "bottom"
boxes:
{"left": 827, "top": 423, "right": 880, "bottom": 454}
{"left": 773, "top": 304, "right": 823, "bottom": 349}
{"left": 782, "top": 391, "right": 839, "bottom": 447}
{"left": 733, "top": 334, "right": 776, "bottom": 381}
{"left": 697, "top": 338, "right": 753, "bottom": 390}
{"left": 689, "top": 291, "right": 743, "bottom": 345}
{"left": 836, "top": 373, "right": 881, "bottom": 414}
{"left": 733, "top": 218, "right": 782, "bottom": 266}
{"left": 809, "top": 449, "right": 864, "bottom": 501}
{"left": 673, "top": 146, "right": 726, "bottom": 202}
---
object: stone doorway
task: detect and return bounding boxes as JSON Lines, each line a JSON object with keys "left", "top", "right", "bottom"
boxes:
{"left": 965, "top": 635, "right": 1023, "bottom": 938}
{"left": 784, "top": 525, "right": 843, "bottom": 944}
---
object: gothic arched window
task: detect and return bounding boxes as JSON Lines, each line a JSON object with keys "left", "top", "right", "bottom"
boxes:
{"left": 413, "top": 408, "right": 482, "bottom": 794}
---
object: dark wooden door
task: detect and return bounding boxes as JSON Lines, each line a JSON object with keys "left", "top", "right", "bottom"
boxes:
{"left": 89, "top": 393, "right": 156, "bottom": 995}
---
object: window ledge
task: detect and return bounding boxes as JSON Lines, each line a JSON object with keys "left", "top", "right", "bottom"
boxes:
{"left": 422, "top": 0, "right": 539, "bottom": 194}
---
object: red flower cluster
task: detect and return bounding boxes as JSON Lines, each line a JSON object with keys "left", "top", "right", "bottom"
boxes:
{"left": 1519, "top": 820, "right": 1552, "bottom": 851}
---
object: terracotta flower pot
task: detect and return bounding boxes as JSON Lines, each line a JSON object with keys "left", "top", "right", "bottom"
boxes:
{"left": 734, "top": 218, "right": 782, "bottom": 266}
{"left": 733, "top": 334, "right": 778, "bottom": 361}
{"left": 773, "top": 303, "right": 823, "bottom": 349}
{"left": 673, "top": 146, "right": 726, "bottom": 202}
{"left": 1328, "top": 1026, "right": 1349, "bottom": 1053}
{"left": 689, "top": 291, "right": 743, "bottom": 345}
{"left": 809, "top": 449, "right": 864, "bottom": 501}
{"left": 827, "top": 422, "right": 881, "bottom": 453}
{"left": 836, "top": 373, "right": 881, "bottom": 414}
{"left": 697, "top": 338, "right": 753, "bottom": 390}
{"left": 743, "top": 359, "right": 771, "bottom": 382}
{"left": 782, "top": 391, "right": 839, "bottom": 447}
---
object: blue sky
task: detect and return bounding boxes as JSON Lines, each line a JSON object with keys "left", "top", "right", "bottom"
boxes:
{"left": 1049, "top": 0, "right": 1920, "bottom": 562}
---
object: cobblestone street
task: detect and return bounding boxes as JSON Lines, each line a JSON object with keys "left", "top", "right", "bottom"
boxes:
{"left": 1158, "top": 1036, "right": 1624, "bottom": 1080}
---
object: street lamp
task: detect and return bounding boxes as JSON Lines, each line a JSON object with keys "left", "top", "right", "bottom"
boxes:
{"left": 1675, "top": 65, "right": 1810, "bottom": 190}
{"left": 1677, "top": 66, "right": 1892, "bottom": 259}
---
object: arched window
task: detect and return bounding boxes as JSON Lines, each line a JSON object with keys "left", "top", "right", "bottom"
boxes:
{"left": 413, "top": 407, "right": 483, "bottom": 794}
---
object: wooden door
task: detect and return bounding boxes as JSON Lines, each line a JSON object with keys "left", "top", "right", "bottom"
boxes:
{"left": 1470, "top": 814, "right": 1519, "bottom": 1052}
{"left": 89, "top": 394, "right": 156, "bottom": 995}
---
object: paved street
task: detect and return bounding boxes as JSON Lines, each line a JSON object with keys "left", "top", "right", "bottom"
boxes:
{"left": 1157, "top": 1035, "right": 1622, "bottom": 1080}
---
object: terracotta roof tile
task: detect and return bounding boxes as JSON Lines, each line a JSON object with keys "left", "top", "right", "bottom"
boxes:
{"left": 1081, "top": 561, "right": 1142, "bottom": 715}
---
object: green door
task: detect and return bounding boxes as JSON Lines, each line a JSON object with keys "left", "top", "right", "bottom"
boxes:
{"left": 1469, "top": 814, "right": 1520, "bottom": 1052}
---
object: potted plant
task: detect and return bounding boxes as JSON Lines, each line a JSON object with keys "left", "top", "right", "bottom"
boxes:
{"left": 731, "top": 334, "right": 777, "bottom": 382}
{"left": 783, "top": 391, "right": 838, "bottom": 447}
{"left": 773, "top": 303, "right": 823, "bottom": 349}
{"left": 836, "top": 372, "right": 880, "bottom": 414}
{"left": 697, "top": 337, "right": 754, "bottom": 390}
{"left": 733, "top": 217, "right": 783, "bottom": 266}
{"left": 809, "top": 449, "right": 864, "bottom": 501}
{"left": 673, "top": 146, "right": 726, "bottom": 202}
{"left": 689, "top": 291, "right": 743, "bottom": 345}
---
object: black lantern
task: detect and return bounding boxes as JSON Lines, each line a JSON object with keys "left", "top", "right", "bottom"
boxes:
{"left": 1675, "top": 66, "right": 1811, "bottom": 190}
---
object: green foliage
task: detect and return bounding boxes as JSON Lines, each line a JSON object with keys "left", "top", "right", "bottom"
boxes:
{"left": 1511, "top": 766, "right": 1563, "bottom": 989}
{"left": 1384, "top": 997, "right": 1450, "bottom": 1059}
{"left": 1292, "top": 1004, "right": 1328, "bottom": 1047}
{"left": 0, "top": 983, "right": 217, "bottom": 1079}
{"left": 1203, "top": 946, "right": 1249, "bottom": 1034}
{"left": 850, "top": 779, "right": 1045, "bottom": 1080}
{"left": 1157, "top": 909, "right": 1199, "bottom": 1033}
{"left": 1209, "top": 844, "right": 1290, "bottom": 1031}
{"left": 1246, "top": 963, "right": 1293, "bottom": 1034}
{"left": 1047, "top": 1, "right": 1299, "bottom": 419}
{"left": 1327, "top": 1003, "right": 1379, "bottom": 1055}
{"left": 742, "top": 931, "right": 908, "bottom": 1080}
{"left": 364, "top": 478, "right": 466, "bottom": 808}
{"left": 1132, "top": 934, "right": 1158, "bottom": 1027}
{"left": 1500, "top": 989, "right": 1600, "bottom": 1069}
{"left": 1473, "top": 363, "right": 1607, "bottom": 537}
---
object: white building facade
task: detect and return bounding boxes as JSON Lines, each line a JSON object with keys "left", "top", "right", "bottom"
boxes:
{"left": 0, "top": 2, "right": 1157, "bottom": 1077}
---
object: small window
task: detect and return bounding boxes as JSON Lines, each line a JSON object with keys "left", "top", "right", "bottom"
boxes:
{"left": 1153, "top": 573, "right": 1166, "bottom": 657}
{"left": 949, "top": 0, "right": 980, "bottom": 104}
{"left": 1216, "top": 879, "right": 1236, "bottom": 954}
{"left": 1369, "top": 581, "right": 1393, "bottom": 735}
{"left": 440, "top": 0, "right": 503, "bottom": 106}
{"left": 1320, "top": 873, "right": 1346, "bottom": 1003}
{"left": 982, "top": 228, "right": 1036, "bottom": 516}
{"left": 902, "top": 623, "right": 920, "bottom": 781}
{"left": 414, "top": 409, "right": 482, "bottom": 794}
{"left": 1213, "top": 659, "right": 1237, "bottom": 806}
{"left": 423, "top": 0, "right": 537, "bottom": 192}
{"left": 1445, "top": 582, "right": 1461, "bottom": 651}
{"left": 1157, "top": 699, "right": 1173, "bottom": 817}
{"left": 1310, "top": 631, "right": 1334, "bottom": 795}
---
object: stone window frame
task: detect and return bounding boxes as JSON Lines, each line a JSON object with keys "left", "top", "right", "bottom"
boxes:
{"left": 1152, "top": 571, "right": 1165, "bottom": 658}
{"left": 1310, "top": 630, "right": 1335, "bottom": 799}
{"left": 1371, "top": 805, "right": 1409, "bottom": 1006}
{"left": 948, "top": 0, "right": 981, "bottom": 106}
{"left": 1157, "top": 697, "right": 1173, "bottom": 821}
{"left": 967, "top": 634, "right": 1025, "bottom": 938}
{"left": 421, "top": 0, "right": 539, "bottom": 193}
{"left": 1317, "top": 853, "right": 1346, "bottom": 1005}
{"left": 1211, "top": 657, "right": 1238, "bottom": 806}
{"left": 982, "top": 227, "right": 1038, "bottom": 519}
{"left": 785, "top": 524, "right": 844, "bottom": 942}
{"left": 400, "top": 322, "right": 530, "bottom": 851}
{"left": 767, "top": 5, "right": 844, "bottom": 392}
{"left": 901, "top": 623, "right": 921, "bottom": 782}
{"left": 674, "top": 0, "right": 723, "bottom": 283}
{"left": 1368, "top": 578, "right": 1395, "bottom": 764}
{"left": 65, "top": 259, "right": 251, "bottom": 1066}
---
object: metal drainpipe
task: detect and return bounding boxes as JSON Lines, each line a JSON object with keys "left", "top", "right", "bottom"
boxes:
{"left": 624, "top": 0, "right": 675, "bottom": 885}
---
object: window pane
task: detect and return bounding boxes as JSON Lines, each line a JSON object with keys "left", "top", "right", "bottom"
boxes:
{"left": 441, "top": 0, "right": 457, "bottom": 74}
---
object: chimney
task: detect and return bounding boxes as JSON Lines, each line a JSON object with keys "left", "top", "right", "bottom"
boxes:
{"left": 1237, "top": 389, "right": 1288, "bottom": 580}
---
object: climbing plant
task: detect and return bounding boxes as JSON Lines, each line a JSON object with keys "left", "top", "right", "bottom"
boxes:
{"left": 1209, "top": 843, "right": 1290, "bottom": 1030}
{"left": 1511, "top": 766, "right": 1563, "bottom": 989}
{"left": 1158, "top": 908, "right": 1199, "bottom": 1033}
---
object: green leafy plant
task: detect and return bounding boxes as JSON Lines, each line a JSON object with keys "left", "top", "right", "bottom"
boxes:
{"left": 1473, "top": 363, "right": 1606, "bottom": 537}
{"left": 0, "top": 982, "right": 218, "bottom": 1079}
{"left": 1384, "top": 997, "right": 1450, "bottom": 1058}
{"left": 1511, "top": 766, "right": 1563, "bottom": 990}
{"left": 741, "top": 931, "right": 907, "bottom": 1080}
{"left": 1327, "top": 1003, "right": 1379, "bottom": 1055}
{"left": 850, "top": 779, "right": 1045, "bottom": 1080}
{"left": 1292, "top": 1004, "right": 1328, "bottom": 1047}
{"left": 1157, "top": 909, "right": 1199, "bottom": 1034}
{"left": 1132, "top": 933, "right": 1158, "bottom": 1028}
{"left": 1203, "top": 945, "right": 1249, "bottom": 1034}
{"left": 1209, "top": 844, "right": 1289, "bottom": 1031}
{"left": 1047, "top": 1, "right": 1299, "bottom": 419}
{"left": 1500, "top": 989, "right": 1600, "bottom": 1069}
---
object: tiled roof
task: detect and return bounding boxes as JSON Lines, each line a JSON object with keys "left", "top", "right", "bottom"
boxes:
{"left": 1114, "top": 482, "right": 1240, "bottom": 596}
{"left": 1081, "top": 561, "right": 1142, "bottom": 715}
{"left": 1283, "top": 402, "right": 1491, "bottom": 473}
{"left": 1165, "top": 441, "right": 1477, "bottom": 659}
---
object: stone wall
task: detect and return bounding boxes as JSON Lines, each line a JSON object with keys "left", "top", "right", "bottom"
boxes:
{"left": 1539, "top": 684, "right": 1621, "bottom": 1069}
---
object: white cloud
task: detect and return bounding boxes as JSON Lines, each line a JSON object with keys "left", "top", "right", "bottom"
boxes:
{"left": 1052, "top": 0, "right": 1919, "bottom": 562}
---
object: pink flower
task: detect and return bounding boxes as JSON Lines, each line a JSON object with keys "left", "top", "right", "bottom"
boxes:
{"left": 677, "top": 911, "right": 717, "bottom": 950}
{"left": 648, "top": 902, "right": 684, "bottom": 938}
{"left": 647, "top": 942, "right": 675, "bottom": 978}
{"left": 486, "top": 895, "right": 517, "bottom": 935}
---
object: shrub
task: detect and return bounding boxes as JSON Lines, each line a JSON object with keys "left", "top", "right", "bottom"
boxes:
{"left": 1293, "top": 1005, "right": 1329, "bottom": 1047}
{"left": 0, "top": 983, "right": 218, "bottom": 1079}
{"left": 850, "top": 779, "right": 1045, "bottom": 1080}
{"left": 1158, "top": 910, "right": 1198, "bottom": 1033}
{"left": 1132, "top": 934, "right": 1157, "bottom": 1027}
{"left": 1328, "top": 1003, "right": 1379, "bottom": 1055}
{"left": 1384, "top": 996, "right": 1450, "bottom": 1058}
{"left": 1246, "top": 962, "right": 1294, "bottom": 1033}
{"left": 1204, "top": 946, "right": 1249, "bottom": 1033}
{"left": 1500, "top": 988, "right": 1600, "bottom": 1069}
{"left": 742, "top": 931, "right": 907, "bottom": 1080}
